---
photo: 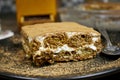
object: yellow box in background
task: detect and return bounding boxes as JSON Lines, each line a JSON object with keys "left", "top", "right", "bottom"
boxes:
{"left": 16, "top": 0, "right": 57, "bottom": 28}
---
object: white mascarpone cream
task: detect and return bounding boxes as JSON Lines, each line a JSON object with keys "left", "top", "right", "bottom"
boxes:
{"left": 66, "top": 32, "right": 77, "bottom": 38}
{"left": 54, "top": 44, "right": 75, "bottom": 53}
{"left": 30, "top": 32, "right": 99, "bottom": 55}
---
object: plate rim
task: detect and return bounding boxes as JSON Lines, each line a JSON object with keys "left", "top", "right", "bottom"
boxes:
{"left": 0, "top": 67, "right": 120, "bottom": 80}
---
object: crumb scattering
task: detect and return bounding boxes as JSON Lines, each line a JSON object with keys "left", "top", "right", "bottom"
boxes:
{"left": 0, "top": 34, "right": 120, "bottom": 78}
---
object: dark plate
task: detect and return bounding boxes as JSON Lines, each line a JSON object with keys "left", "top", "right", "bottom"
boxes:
{"left": 0, "top": 67, "right": 120, "bottom": 80}
{"left": 0, "top": 25, "right": 120, "bottom": 80}
{"left": 1, "top": 10, "right": 120, "bottom": 80}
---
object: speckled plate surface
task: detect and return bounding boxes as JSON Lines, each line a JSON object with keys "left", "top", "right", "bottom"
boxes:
{"left": 0, "top": 67, "right": 120, "bottom": 80}
{"left": 0, "top": 32, "right": 120, "bottom": 80}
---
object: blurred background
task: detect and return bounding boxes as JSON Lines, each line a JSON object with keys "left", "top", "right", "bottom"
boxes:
{"left": 0, "top": 0, "right": 119, "bottom": 13}
{"left": 0, "top": 0, "right": 120, "bottom": 32}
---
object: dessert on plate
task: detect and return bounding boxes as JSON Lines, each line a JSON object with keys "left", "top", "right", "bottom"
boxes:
{"left": 21, "top": 22, "right": 102, "bottom": 66}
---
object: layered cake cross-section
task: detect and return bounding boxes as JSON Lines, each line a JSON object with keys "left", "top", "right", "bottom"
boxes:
{"left": 21, "top": 22, "right": 102, "bottom": 66}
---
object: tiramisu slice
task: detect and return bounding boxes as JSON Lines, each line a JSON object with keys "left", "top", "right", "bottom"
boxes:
{"left": 21, "top": 22, "right": 102, "bottom": 66}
